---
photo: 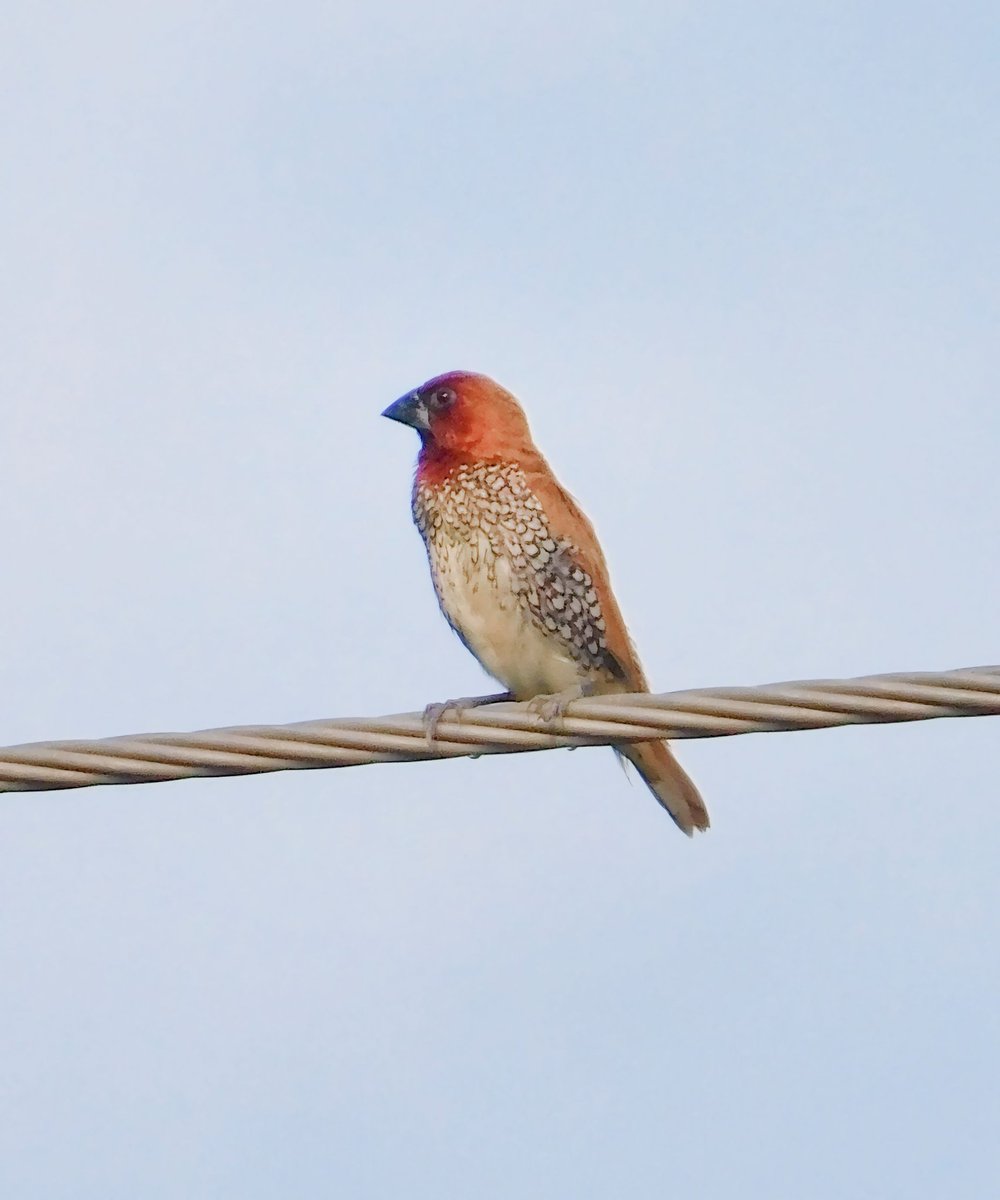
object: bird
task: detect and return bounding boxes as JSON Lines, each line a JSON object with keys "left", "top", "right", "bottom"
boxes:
{"left": 382, "top": 371, "right": 709, "bottom": 835}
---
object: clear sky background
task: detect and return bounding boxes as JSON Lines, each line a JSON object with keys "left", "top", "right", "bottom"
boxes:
{"left": 2, "top": 3, "right": 998, "bottom": 1196}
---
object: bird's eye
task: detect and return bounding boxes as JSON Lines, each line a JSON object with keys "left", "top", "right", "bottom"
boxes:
{"left": 429, "top": 387, "right": 456, "bottom": 411}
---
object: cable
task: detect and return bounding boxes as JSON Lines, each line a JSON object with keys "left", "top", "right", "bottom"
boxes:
{"left": 1, "top": 664, "right": 996, "bottom": 793}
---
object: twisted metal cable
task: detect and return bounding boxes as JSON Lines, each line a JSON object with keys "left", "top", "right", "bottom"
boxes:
{"left": 1, "top": 665, "right": 997, "bottom": 794}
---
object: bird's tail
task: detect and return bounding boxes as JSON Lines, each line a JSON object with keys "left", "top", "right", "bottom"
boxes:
{"left": 619, "top": 740, "right": 710, "bottom": 836}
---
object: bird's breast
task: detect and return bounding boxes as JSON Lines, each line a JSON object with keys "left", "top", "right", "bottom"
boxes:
{"left": 412, "top": 461, "right": 621, "bottom": 697}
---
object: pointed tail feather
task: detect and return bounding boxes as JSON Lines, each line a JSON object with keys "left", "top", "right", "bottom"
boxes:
{"left": 619, "top": 740, "right": 710, "bottom": 836}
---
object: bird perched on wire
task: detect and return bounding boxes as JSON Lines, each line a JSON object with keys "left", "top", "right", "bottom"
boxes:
{"left": 382, "top": 371, "right": 709, "bottom": 835}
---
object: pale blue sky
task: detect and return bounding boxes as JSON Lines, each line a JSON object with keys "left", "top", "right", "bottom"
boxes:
{"left": 2, "top": 3, "right": 998, "bottom": 1196}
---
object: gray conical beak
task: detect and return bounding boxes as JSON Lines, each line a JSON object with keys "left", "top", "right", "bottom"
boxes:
{"left": 382, "top": 391, "right": 430, "bottom": 431}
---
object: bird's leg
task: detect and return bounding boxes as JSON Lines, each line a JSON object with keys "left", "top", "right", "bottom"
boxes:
{"left": 423, "top": 691, "right": 515, "bottom": 744}
{"left": 526, "top": 680, "right": 597, "bottom": 724}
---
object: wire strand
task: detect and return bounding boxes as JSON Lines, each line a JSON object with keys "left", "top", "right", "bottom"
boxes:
{"left": 1, "top": 665, "right": 997, "bottom": 793}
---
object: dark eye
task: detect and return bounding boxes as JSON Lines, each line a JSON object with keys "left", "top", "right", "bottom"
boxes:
{"left": 429, "top": 387, "right": 456, "bottom": 411}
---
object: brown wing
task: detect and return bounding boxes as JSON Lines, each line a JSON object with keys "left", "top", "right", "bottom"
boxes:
{"left": 521, "top": 460, "right": 649, "bottom": 694}
{"left": 523, "top": 458, "right": 709, "bottom": 833}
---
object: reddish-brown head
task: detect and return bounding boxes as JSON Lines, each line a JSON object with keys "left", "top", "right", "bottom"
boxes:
{"left": 382, "top": 371, "right": 538, "bottom": 480}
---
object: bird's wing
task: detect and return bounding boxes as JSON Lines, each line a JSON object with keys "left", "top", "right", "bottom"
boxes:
{"left": 524, "top": 461, "right": 708, "bottom": 833}
{"left": 522, "top": 462, "right": 649, "bottom": 693}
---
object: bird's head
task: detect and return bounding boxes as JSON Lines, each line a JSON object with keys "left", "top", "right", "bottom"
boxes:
{"left": 382, "top": 371, "right": 535, "bottom": 464}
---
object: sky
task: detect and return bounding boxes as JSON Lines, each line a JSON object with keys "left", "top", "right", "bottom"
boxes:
{"left": 2, "top": 2, "right": 998, "bottom": 1196}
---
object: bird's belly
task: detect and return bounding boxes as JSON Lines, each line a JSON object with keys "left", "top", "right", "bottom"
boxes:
{"left": 429, "top": 534, "right": 583, "bottom": 698}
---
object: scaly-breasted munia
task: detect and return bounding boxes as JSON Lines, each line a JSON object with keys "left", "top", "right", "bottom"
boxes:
{"left": 383, "top": 371, "right": 709, "bottom": 835}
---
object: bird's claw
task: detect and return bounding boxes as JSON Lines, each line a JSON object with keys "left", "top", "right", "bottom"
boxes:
{"left": 423, "top": 701, "right": 456, "bottom": 745}
{"left": 422, "top": 691, "right": 514, "bottom": 746}
{"left": 527, "top": 694, "right": 570, "bottom": 723}
{"left": 526, "top": 683, "right": 594, "bottom": 726}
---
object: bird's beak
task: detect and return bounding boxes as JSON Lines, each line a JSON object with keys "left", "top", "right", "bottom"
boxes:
{"left": 382, "top": 390, "right": 430, "bottom": 431}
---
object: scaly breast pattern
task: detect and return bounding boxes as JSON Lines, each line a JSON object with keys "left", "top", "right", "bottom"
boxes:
{"left": 412, "top": 461, "right": 622, "bottom": 697}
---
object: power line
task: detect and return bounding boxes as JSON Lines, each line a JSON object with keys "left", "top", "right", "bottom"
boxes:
{"left": 1, "top": 665, "right": 997, "bottom": 794}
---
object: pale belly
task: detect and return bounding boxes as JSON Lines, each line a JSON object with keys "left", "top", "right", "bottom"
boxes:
{"left": 428, "top": 531, "right": 584, "bottom": 699}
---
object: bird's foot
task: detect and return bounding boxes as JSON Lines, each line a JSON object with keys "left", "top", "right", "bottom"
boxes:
{"left": 526, "top": 681, "right": 596, "bottom": 725}
{"left": 423, "top": 691, "right": 514, "bottom": 745}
